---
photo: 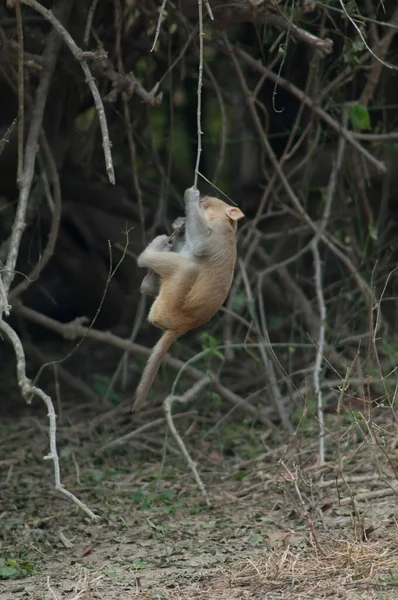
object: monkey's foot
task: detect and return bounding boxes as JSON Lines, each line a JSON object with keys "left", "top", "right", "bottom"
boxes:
{"left": 147, "top": 234, "right": 172, "bottom": 252}
{"left": 172, "top": 216, "right": 186, "bottom": 233}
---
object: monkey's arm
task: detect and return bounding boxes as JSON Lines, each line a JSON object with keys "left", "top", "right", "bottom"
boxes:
{"left": 184, "top": 187, "right": 210, "bottom": 251}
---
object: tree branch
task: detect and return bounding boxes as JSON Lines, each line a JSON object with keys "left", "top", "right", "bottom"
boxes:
{"left": 15, "top": 0, "right": 115, "bottom": 184}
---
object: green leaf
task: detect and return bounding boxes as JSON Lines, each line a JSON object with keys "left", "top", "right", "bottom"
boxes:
{"left": 234, "top": 471, "right": 247, "bottom": 481}
{"left": 131, "top": 491, "right": 146, "bottom": 504}
{"left": 348, "top": 104, "right": 371, "bottom": 130}
{"left": 369, "top": 224, "right": 378, "bottom": 241}
{"left": 160, "top": 489, "right": 175, "bottom": 502}
{"left": 249, "top": 534, "right": 263, "bottom": 543}
{"left": 60, "top": 446, "right": 72, "bottom": 459}
{"left": 146, "top": 518, "right": 165, "bottom": 532}
{"left": 268, "top": 315, "right": 283, "bottom": 330}
{"left": 0, "top": 566, "right": 18, "bottom": 579}
{"left": 132, "top": 559, "right": 147, "bottom": 570}
{"left": 75, "top": 106, "right": 96, "bottom": 133}
{"left": 200, "top": 333, "right": 224, "bottom": 360}
{"left": 91, "top": 469, "right": 104, "bottom": 483}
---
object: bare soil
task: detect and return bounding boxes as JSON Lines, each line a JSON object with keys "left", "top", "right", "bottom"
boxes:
{"left": 2, "top": 393, "right": 398, "bottom": 600}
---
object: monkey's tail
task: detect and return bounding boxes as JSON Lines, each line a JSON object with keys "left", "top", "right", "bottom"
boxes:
{"left": 133, "top": 329, "right": 180, "bottom": 412}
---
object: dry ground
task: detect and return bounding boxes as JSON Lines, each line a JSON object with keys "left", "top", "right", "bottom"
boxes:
{"left": 2, "top": 390, "right": 398, "bottom": 600}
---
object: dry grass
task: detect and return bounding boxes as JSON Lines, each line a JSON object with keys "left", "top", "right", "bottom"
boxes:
{"left": 2, "top": 380, "right": 398, "bottom": 599}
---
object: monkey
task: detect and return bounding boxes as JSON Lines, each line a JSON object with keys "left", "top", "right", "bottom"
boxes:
{"left": 133, "top": 186, "right": 244, "bottom": 411}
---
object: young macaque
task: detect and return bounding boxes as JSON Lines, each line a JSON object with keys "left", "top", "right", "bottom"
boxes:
{"left": 133, "top": 186, "right": 244, "bottom": 411}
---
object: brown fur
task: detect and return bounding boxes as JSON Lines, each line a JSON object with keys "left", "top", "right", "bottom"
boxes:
{"left": 133, "top": 195, "right": 244, "bottom": 411}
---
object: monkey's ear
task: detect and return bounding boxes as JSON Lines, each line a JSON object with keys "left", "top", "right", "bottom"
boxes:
{"left": 226, "top": 206, "right": 244, "bottom": 221}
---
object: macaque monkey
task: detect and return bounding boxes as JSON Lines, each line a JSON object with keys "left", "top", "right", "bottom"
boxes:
{"left": 133, "top": 186, "right": 244, "bottom": 411}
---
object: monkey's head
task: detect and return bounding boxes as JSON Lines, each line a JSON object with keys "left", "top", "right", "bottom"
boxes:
{"left": 200, "top": 196, "right": 244, "bottom": 230}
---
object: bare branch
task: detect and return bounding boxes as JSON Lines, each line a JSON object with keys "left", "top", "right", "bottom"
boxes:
{"left": 311, "top": 243, "right": 326, "bottom": 464}
{"left": 338, "top": 0, "right": 398, "bottom": 71}
{"left": 235, "top": 47, "right": 386, "bottom": 175}
{"left": 311, "top": 113, "right": 347, "bottom": 464}
{"left": 84, "top": 0, "right": 100, "bottom": 46}
{"left": 266, "top": 13, "right": 333, "bottom": 54}
{"left": 164, "top": 378, "right": 211, "bottom": 506}
{"left": 151, "top": 0, "right": 168, "bottom": 52}
{"left": 15, "top": 303, "right": 266, "bottom": 423}
{"left": 0, "top": 319, "right": 98, "bottom": 520}
{"left": 16, "top": 0, "right": 115, "bottom": 184}
{"left": 194, "top": 0, "right": 205, "bottom": 188}
{"left": 281, "top": 461, "right": 326, "bottom": 556}
{"left": 9, "top": 132, "right": 62, "bottom": 300}
{"left": 3, "top": 0, "right": 72, "bottom": 296}
{"left": 15, "top": 0, "right": 24, "bottom": 183}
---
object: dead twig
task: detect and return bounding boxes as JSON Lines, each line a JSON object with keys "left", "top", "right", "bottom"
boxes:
{"left": 3, "top": 0, "right": 72, "bottom": 297}
{"left": 193, "top": 0, "right": 204, "bottom": 188}
{"left": 15, "top": 0, "right": 115, "bottom": 184}
{"left": 84, "top": 0, "right": 100, "bottom": 46}
{"left": 235, "top": 47, "right": 386, "bottom": 175}
{"left": 225, "top": 38, "right": 373, "bottom": 303}
{"left": 95, "top": 52, "right": 163, "bottom": 107}
{"left": 14, "top": 0, "right": 24, "bottom": 183}
{"left": 99, "top": 410, "right": 198, "bottom": 451}
{"left": 151, "top": 0, "right": 168, "bottom": 52}
{"left": 24, "top": 342, "right": 99, "bottom": 404}
{"left": 164, "top": 377, "right": 211, "bottom": 506}
{"left": 360, "top": 6, "right": 398, "bottom": 105}
{"left": 14, "top": 303, "right": 265, "bottom": 423}
{"left": 281, "top": 460, "right": 326, "bottom": 556}
{"left": 338, "top": 0, "right": 398, "bottom": 72}
{"left": 239, "top": 258, "right": 292, "bottom": 433}
{"left": 266, "top": 13, "right": 333, "bottom": 54}
{"left": 0, "top": 273, "right": 11, "bottom": 316}
{"left": 0, "top": 319, "right": 98, "bottom": 520}
{"left": 9, "top": 132, "right": 62, "bottom": 300}
{"left": 113, "top": 0, "right": 146, "bottom": 247}
{"left": 339, "top": 485, "right": 398, "bottom": 505}
{"left": 311, "top": 243, "right": 326, "bottom": 463}
{"left": 311, "top": 113, "right": 347, "bottom": 463}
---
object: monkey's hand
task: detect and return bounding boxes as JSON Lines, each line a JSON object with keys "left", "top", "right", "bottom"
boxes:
{"left": 147, "top": 234, "right": 172, "bottom": 253}
{"left": 184, "top": 186, "right": 200, "bottom": 206}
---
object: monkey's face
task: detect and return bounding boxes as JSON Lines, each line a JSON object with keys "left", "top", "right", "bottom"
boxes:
{"left": 200, "top": 196, "right": 244, "bottom": 227}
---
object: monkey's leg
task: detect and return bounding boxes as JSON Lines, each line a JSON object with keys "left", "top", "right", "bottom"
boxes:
{"left": 138, "top": 250, "right": 197, "bottom": 278}
{"left": 140, "top": 271, "right": 160, "bottom": 297}
{"left": 138, "top": 237, "right": 198, "bottom": 279}
{"left": 139, "top": 234, "right": 173, "bottom": 296}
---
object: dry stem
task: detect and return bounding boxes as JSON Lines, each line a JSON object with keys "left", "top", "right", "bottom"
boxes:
{"left": 14, "top": 303, "right": 266, "bottom": 423}
{"left": 194, "top": 0, "right": 204, "bottom": 188}
{"left": 3, "top": 0, "right": 72, "bottom": 296}
{"left": 164, "top": 377, "right": 211, "bottom": 506}
{"left": 16, "top": 0, "right": 115, "bottom": 184}
{"left": 280, "top": 460, "right": 326, "bottom": 556}
{"left": 0, "top": 319, "right": 98, "bottom": 520}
